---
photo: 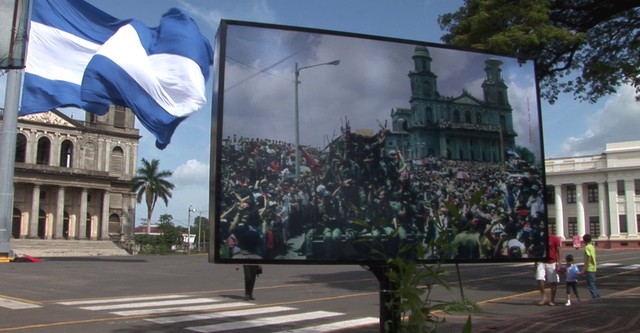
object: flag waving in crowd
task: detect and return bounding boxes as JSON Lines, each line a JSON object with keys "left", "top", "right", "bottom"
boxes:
{"left": 21, "top": 0, "right": 213, "bottom": 149}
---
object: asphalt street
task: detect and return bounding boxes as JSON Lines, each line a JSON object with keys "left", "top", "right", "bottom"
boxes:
{"left": 0, "top": 248, "right": 638, "bottom": 332}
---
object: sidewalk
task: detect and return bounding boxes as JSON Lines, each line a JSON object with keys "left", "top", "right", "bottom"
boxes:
{"left": 440, "top": 269, "right": 640, "bottom": 333}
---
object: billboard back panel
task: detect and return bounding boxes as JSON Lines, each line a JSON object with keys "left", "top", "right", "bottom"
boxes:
{"left": 210, "top": 20, "right": 548, "bottom": 265}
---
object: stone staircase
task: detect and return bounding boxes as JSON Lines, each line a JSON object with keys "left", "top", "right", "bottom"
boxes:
{"left": 9, "top": 239, "right": 131, "bottom": 257}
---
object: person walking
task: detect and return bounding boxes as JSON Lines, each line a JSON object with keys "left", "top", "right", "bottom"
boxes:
{"left": 580, "top": 234, "right": 600, "bottom": 298}
{"left": 564, "top": 254, "right": 581, "bottom": 306}
{"left": 242, "top": 265, "right": 261, "bottom": 301}
{"left": 536, "top": 234, "right": 561, "bottom": 305}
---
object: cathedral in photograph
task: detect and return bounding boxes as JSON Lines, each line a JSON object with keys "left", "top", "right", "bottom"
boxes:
{"left": 387, "top": 46, "right": 516, "bottom": 162}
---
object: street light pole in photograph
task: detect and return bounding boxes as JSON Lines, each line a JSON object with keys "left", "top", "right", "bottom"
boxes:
{"left": 294, "top": 59, "right": 340, "bottom": 177}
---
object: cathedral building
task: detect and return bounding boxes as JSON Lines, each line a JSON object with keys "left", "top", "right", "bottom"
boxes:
{"left": 387, "top": 46, "right": 516, "bottom": 162}
{"left": 0, "top": 106, "right": 139, "bottom": 242}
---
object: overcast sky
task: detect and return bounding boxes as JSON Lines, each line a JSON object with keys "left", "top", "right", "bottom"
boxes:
{"left": 1, "top": 0, "right": 638, "bottom": 227}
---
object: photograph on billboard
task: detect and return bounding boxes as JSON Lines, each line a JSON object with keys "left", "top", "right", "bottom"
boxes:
{"left": 210, "top": 20, "right": 547, "bottom": 264}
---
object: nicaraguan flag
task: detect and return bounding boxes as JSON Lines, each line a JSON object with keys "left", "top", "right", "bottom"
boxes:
{"left": 21, "top": 0, "right": 213, "bottom": 149}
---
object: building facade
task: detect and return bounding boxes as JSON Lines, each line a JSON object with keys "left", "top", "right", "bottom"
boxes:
{"left": 545, "top": 141, "right": 640, "bottom": 248}
{"left": 0, "top": 106, "right": 139, "bottom": 242}
{"left": 387, "top": 46, "right": 516, "bottom": 162}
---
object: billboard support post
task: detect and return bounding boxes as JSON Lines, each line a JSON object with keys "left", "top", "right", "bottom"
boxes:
{"left": 455, "top": 263, "right": 466, "bottom": 300}
{"left": 368, "top": 265, "right": 400, "bottom": 333}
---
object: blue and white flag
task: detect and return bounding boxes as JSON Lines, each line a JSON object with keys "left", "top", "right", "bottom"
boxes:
{"left": 21, "top": 0, "right": 213, "bottom": 149}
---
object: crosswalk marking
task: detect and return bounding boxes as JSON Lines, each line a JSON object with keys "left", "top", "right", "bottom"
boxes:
{"left": 59, "top": 294, "right": 378, "bottom": 332}
{"left": 273, "top": 317, "right": 379, "bottom": 333}
{"left": 58, "top": 294, "right": 189, "bottom": 306}
{"left": 187, "top": 311, "right": 343, "bottom": 333}
{"left": 147, "top": 306, "right": 295, "bottom": 324}
{"left": 0, "top": 297, "right": 42, "bottom": 309}
{"left": 112, "top": 301, "right": 251, "bottom": 316}
{"left": 79, "top": 297, "right": 219, "bottom": 311}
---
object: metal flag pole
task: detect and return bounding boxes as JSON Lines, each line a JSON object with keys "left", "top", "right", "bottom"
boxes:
{"left": 0, "top": 0, "right": 30, "bottom": 261}
{"left": 0, "top": 69, "right": 23, "bottom": 261}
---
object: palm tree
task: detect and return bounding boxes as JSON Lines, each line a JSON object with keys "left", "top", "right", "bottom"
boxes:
{"left": 131, "top": 158, "right": 175, "bottom": 234}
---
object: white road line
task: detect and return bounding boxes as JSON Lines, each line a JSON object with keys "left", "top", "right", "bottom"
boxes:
{"left": 600, "top": 263, "right": 622, "bottom": 267}
{"left": 273, "top": 317, "right": 380, "bottom": 333}
{"left": 58, "top": 294, "right": 190, "bottom": 305}
{"left": 112, "top": 301, "right": 252, "bottom": 316}
{"left": 146, "top": 306, "right": 295, "bottom": 324}
{"left": 0, "top": 297, "right": 42, "bottom": 309}
{"left": 619, "top": 264, "right": 640, "bottom": 270}
{"left": 187, "top": 311, "right": 343, "bottom": 333}
{"left": 80, "top": 298, "right": 219, "bottom": 311}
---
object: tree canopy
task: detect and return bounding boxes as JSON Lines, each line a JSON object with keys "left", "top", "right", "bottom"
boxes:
{"left": 438, "top": 0, "right": 640, "bottom": 104}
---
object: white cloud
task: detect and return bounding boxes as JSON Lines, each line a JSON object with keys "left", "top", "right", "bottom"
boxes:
{"left": 558, "top": 84, "right": 640, "bottom": 156}
{"left": 172, "top": 159, "right": 209, "bottom": 186}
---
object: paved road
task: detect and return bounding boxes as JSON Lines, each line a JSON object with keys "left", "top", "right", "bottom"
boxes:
{"left": 0, "top": 248, "right": 638, "bottom": 332}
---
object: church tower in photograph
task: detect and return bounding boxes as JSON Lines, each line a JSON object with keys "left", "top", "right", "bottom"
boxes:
{"left": 388, "top": 46, "right": 517, "bottom": 162}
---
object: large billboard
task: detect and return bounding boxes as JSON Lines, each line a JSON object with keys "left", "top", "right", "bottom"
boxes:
{"left": 210, "top": 20, "right": 548, "bottom": 265}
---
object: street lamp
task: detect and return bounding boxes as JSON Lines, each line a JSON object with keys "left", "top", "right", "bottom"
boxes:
{"left": 187, "top": 205, "right": 197, "bottom": 254}
{"left": 294, "top": 59, "right": 340, "bottom": 177}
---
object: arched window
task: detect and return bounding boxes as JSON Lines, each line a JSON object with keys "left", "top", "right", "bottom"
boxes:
{"left": 15, "top": 134, "right": 27, "bottom": 163}
{"left": 425, "top": 107, "right": 433, "bottom": 124}
{"left": 423, "top": 81, "right": 431, "bottom": 97}
{"left": 36, "top": 137, "right": 51, "bottom": 165}
{"left": 453, "top": 110, "right": 461, "bottom": 122}
{"left": 38, "top": 209, "right": 46, "bottom": 239}
{"left": 86, "top": 212, "right": 92, "bottom": 239}
{"left": 110, "top": 146, "right": 124, "bottom": 176}
{"left": 59, "top": 140, "right": 73, "bottom": 168}
{"left": 63, "top": 211, "right": 70, "bottom": 239}
{"left": 12, "top": 208, "right": 21, "bottom": 238}
{"left": 109, "top": 213, "right": 121, "bottom": 235}
{"left": 497, "top": 91, "right": 504, "bottom": 105}
{"left": 465, "top": 110, "right": 472, "bottom": 123}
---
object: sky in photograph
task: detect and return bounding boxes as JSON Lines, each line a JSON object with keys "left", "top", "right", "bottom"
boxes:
{"left": 1, "top": 0, "right": 639, "bottom": 227}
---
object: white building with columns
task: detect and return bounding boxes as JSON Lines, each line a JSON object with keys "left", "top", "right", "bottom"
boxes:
{"left": 545, "top": 141, "right": 640, "bottom": 248}
{"left": 0, "top": 107, "right": 139, "bottom": 243}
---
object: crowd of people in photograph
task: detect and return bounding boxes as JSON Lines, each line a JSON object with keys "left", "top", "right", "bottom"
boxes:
{"left": 218, "top": 125, "right": 546, "bottom": 262}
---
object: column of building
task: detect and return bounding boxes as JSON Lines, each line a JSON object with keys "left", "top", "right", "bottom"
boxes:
{"left": 101, "top": 190, "right": 110, "bottom": 240}
{"left": 597, "top": 182, "right": 607, "bottom": 240}
{"left": 575, "top": 183, "right": 586, "bottom": 237}
{"left": 624, "top": 179, "right": 638, "bottom": 237}
{"left": 78, "top": 189, "right": 88, "bottom": 239}
{"left": 608, "top": 180, "right": 620, "bottom": 238}
{"left": 554, "top": 184, "right": 564, "bottom": 239}
{"left": 55, "top": 186, "right": 65, "bottom": 238}
{"left": 28, "top": 184, "right": 40, "bottom": 238}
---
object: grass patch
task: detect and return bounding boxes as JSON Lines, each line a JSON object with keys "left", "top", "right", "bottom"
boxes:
{"left": 441, "top": 299, "right": 480, "bottom": 313}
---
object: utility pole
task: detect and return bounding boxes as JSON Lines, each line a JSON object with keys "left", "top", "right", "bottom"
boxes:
{"left": 187, "top": 205, "right": 196, "bottom": 254}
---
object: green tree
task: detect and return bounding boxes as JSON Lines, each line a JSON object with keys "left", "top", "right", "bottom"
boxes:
{"left": 131, "top": 158, "right": 175, "bottom": 235}
{"left": 514, "top": 145, "right": 537, "bottom": 166}
{"left": 438, "top": 0, "right": 640, "bottom": 104}
{"left": 156, "top": 214, "right": 183, "bottom": 249}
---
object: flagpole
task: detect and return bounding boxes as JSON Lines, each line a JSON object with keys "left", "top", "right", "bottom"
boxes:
{"left": 0, "top": 69, "right": 23, "bottom": 260}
